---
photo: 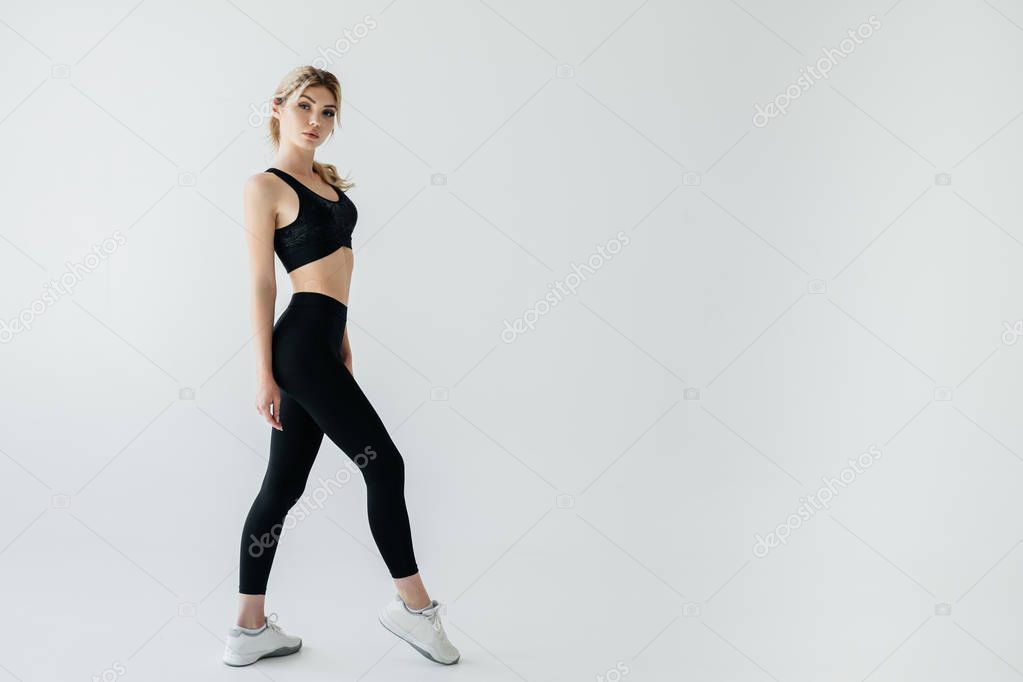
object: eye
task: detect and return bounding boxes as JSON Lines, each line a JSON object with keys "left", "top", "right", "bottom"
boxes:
{"left": 299, "top": 102, "right": 310, "bottom": 110}
{"left": 324, "top": 110, "right": 335, "bottom": 118}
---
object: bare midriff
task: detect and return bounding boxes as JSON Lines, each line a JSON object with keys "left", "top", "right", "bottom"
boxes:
{"left": 285, "top": 246, "right": 353, "bottom": 307}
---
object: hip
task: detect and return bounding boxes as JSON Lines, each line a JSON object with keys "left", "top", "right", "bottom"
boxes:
{"left": 272, "top": 291, "right": 348, "bottom": 368}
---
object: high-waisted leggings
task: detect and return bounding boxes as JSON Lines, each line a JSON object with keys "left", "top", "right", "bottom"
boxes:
{"left": 238, "top": 291, "right": 419, "bottom": 595}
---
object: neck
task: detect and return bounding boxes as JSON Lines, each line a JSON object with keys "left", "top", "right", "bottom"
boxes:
{"left": 273, "top": 146, "right": 317, "bottom": 178}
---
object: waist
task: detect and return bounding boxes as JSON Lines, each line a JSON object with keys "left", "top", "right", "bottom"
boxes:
{"left": 284, "top": 291, "right": 348, "bottom": 319}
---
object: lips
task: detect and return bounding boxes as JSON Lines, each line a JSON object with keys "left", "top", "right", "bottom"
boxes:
{"left": 303, "top": 131, "right": 319, "bottom": 138}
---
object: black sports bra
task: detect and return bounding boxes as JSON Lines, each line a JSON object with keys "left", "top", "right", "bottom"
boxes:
{"left": 265, "top": 167, "right": 357, "bottom": 272}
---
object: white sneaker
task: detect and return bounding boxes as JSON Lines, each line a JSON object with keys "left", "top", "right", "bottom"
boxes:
{"left": 222, "top": 612, "right": 302, "bottom": 667}
{"left": 378, "top": 594, "right": 461, "bottom": 665}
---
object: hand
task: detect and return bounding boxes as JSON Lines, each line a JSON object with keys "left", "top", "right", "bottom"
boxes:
{"left": 255, "top": 376, "right": 283, "bottom": 430}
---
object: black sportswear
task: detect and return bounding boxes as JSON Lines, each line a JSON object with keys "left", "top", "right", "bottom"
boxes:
{"left": 265, "top": 167, "right": 357, "bottom": 272}
{"left": 238, "top": 292, "right": 419, "bottom": 594}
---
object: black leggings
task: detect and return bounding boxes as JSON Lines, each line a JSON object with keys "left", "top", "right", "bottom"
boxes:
{"left": 238, "top": 291, "right": 419, "bottom": 595}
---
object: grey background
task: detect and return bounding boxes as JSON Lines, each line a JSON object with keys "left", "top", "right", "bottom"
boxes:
{"left": 1, "top": 0, "right": 1021, "bottom": 680}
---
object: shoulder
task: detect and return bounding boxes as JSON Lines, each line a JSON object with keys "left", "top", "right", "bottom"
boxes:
{"left": 246, "top": 170, "right": 280, "bottom": 191}
{"left": 244, "top": 171, "right": 283, "bottom": 200}
{"left": 243, "top": 172, "right": 285, "bottom": 216}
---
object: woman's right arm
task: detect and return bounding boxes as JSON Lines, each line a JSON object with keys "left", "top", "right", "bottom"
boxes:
{"left": 243, "top": 173, "right": 283, "bottom": 430}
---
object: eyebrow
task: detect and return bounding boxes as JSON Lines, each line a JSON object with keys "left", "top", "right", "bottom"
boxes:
{"left": 299, "top": 93, "right": 337, "bottom": 109}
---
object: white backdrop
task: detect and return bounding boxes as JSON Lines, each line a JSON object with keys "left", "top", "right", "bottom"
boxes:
{"left": 1, "top": 0, "right": 1022, "bottom": 680}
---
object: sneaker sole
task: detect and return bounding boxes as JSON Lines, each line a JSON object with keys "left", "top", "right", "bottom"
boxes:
{"left": 222, "top": 640, "right": 302, "bottom": 667}
{"left": 378, "top": 613, "right": 460, "bottom": 665}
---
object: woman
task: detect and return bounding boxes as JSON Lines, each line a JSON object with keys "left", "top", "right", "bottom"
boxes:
{"left": 222, "top": 66, "right": 460, "bottom": 668}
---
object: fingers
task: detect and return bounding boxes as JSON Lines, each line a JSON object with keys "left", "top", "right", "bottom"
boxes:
{"left": 269, "top": 389, "right": 283, "bottom": 430}
{"left": 269, "top": 400, "right": 283, "bottom": 430}
{"left": 256, "top": 399, "right": 284, "bottom": 431}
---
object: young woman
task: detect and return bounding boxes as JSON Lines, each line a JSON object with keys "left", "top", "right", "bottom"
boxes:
{"left": 222, "top": 66, "right": 460, "bottom": 668}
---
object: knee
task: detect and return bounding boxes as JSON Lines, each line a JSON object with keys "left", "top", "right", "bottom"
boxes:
{"left": 358, "top": 447, "right": 404, "bottom": 486}
{"left": 257, "top": 477, "right": 305, "bottom": 514}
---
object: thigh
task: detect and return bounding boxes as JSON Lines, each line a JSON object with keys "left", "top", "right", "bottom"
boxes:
{"left": 294, "top": 359, "right": 400, "bottom": 467}
{"left": 263, "top": 389, "right": 326, "bottom": 494}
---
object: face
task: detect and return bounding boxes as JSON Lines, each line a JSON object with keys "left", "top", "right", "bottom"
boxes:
{"left": 275, "top": 85, "right": 338, "bottom": 147}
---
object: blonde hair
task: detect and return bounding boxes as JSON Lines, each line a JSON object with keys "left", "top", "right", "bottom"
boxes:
{"left": 268, "top": 65, "right": 354, "bottom": 191}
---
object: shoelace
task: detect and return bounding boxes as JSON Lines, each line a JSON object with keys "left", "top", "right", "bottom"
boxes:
{"left": 423, "top": 602, "right": 447, "bottom": 634}
{"left": 265, "top": 612, "right": 283, "bottom": 634}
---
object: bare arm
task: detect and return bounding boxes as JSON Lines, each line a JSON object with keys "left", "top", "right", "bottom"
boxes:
{"left": 243, "top": 173, "right": 283, "bottom": 429}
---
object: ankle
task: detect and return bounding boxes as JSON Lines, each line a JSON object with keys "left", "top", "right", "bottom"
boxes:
{"left": 236, "top": 615, "right": 266, "bottom": 629}
{"left": 401, "top": 595, "right": 432, "bottom": 611}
